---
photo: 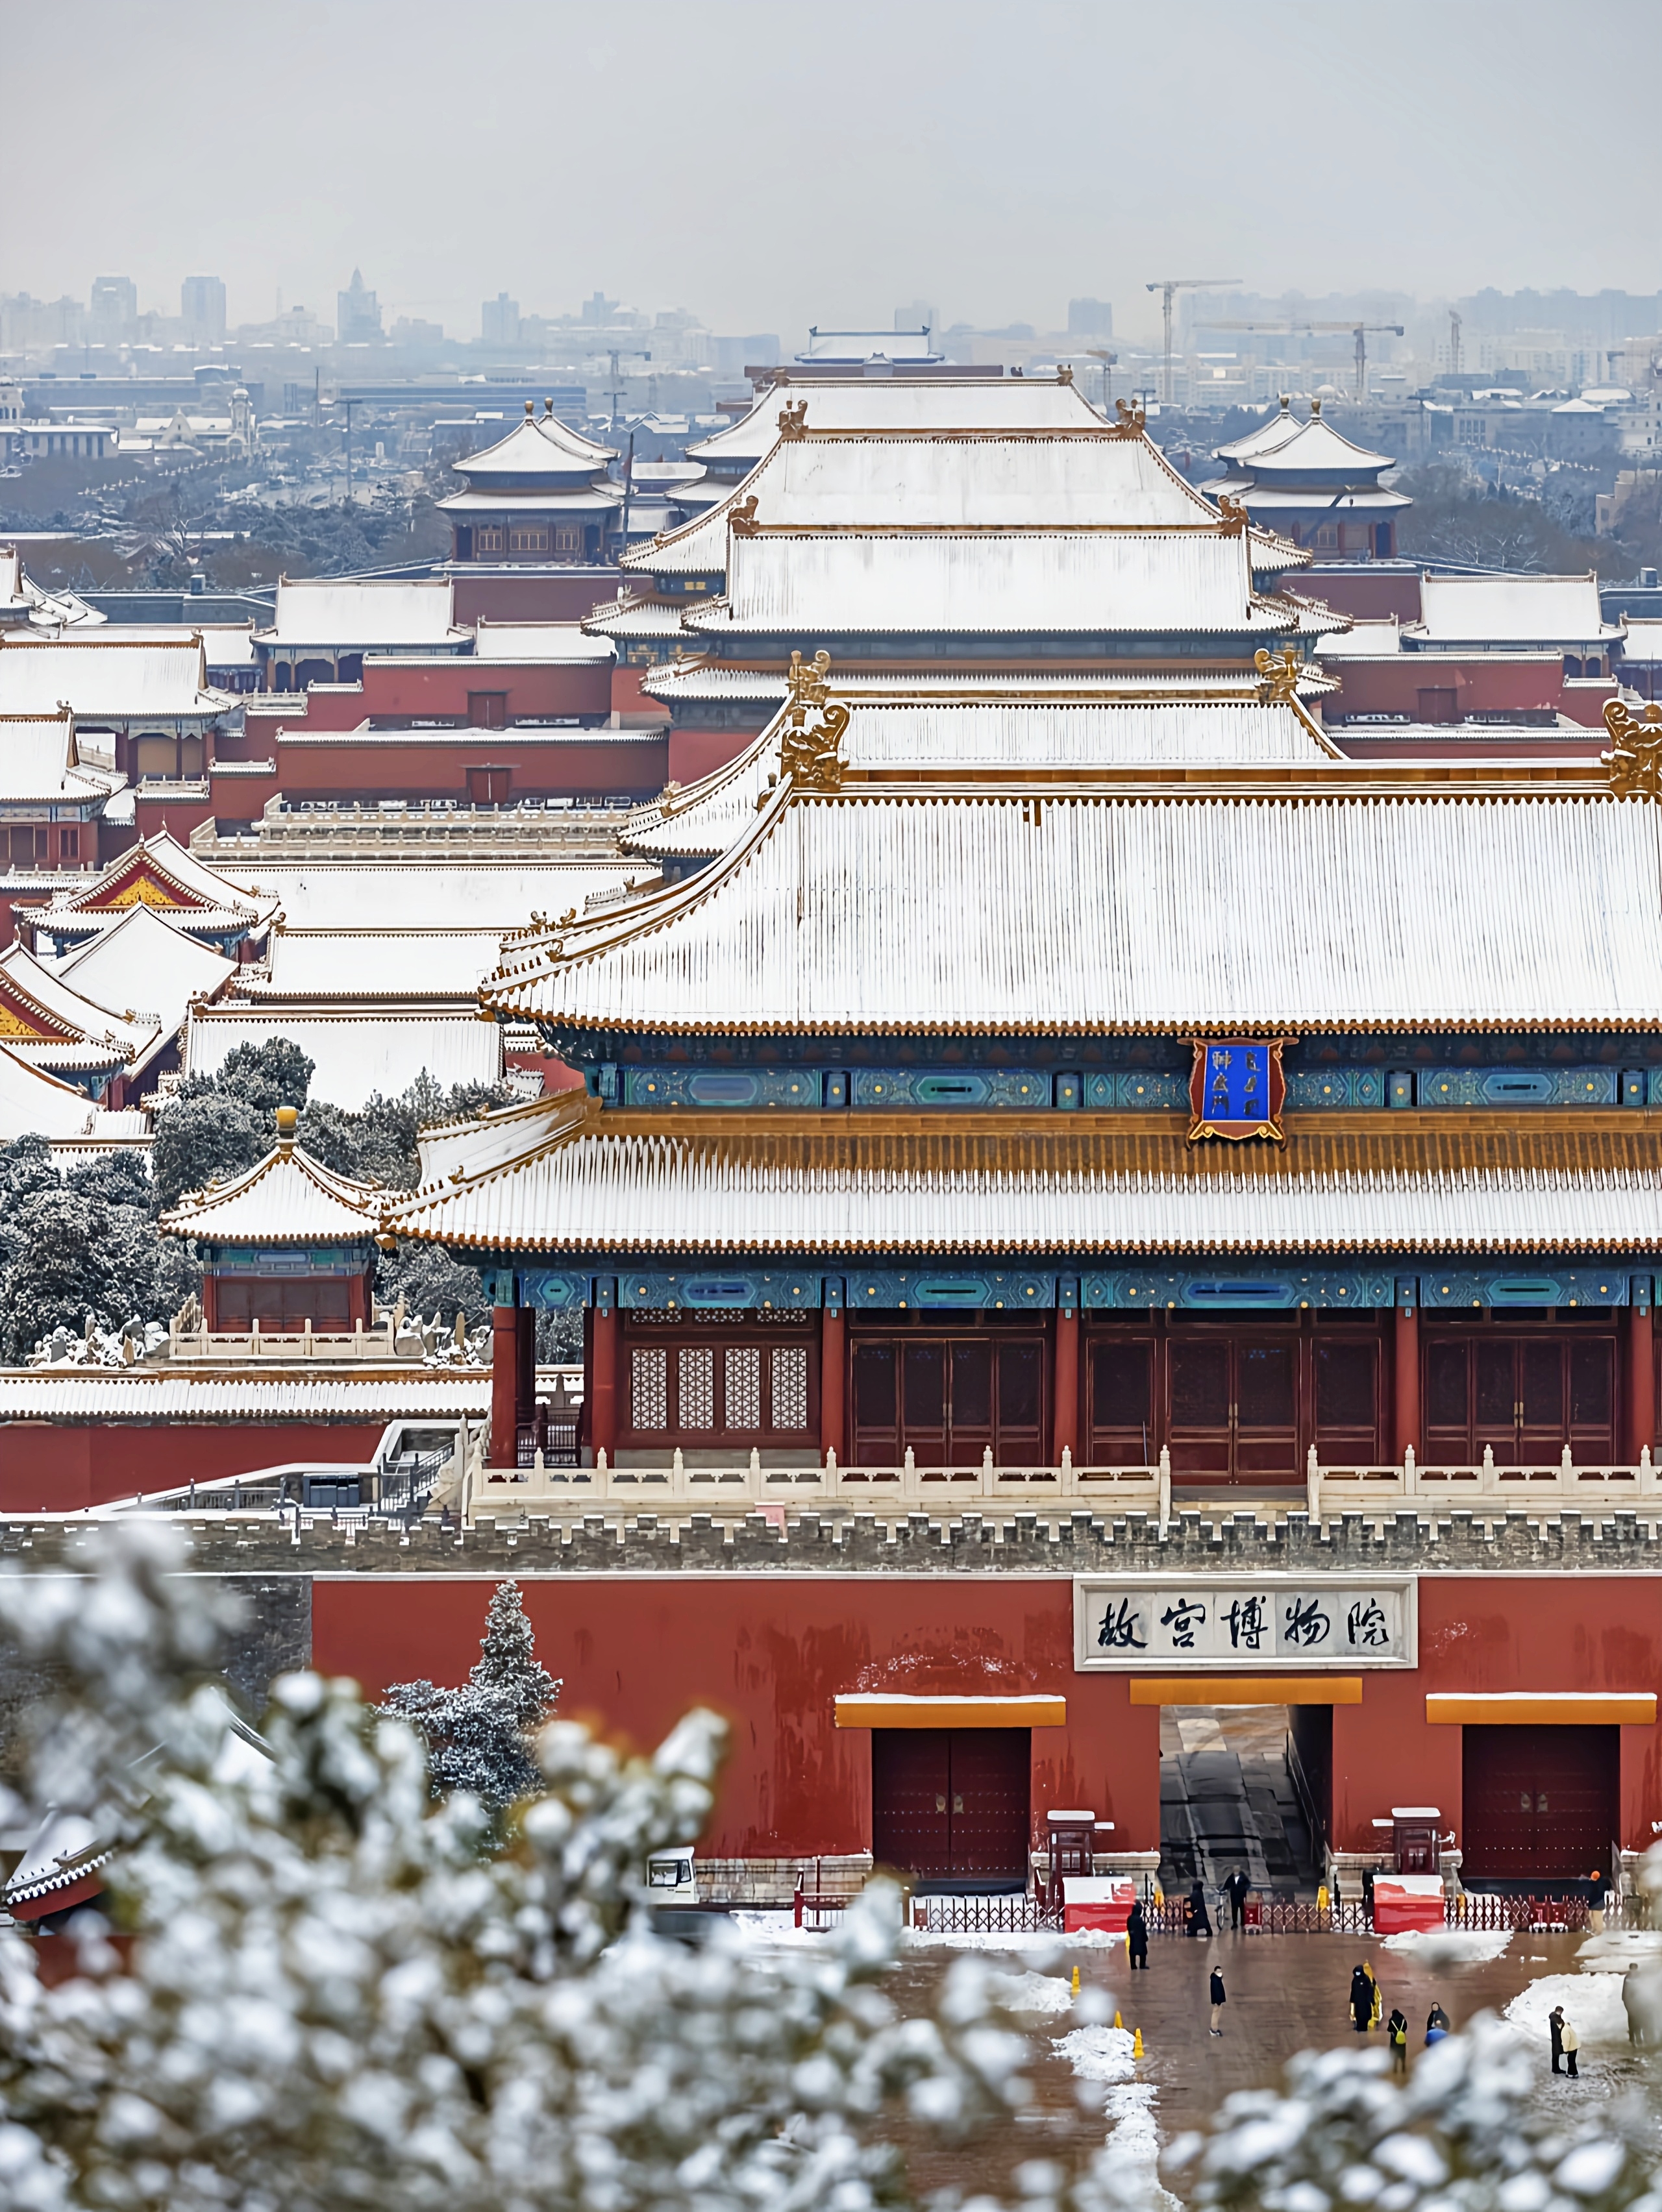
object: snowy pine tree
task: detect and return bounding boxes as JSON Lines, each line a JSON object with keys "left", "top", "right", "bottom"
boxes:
{"left": 380, "top": 1579, "right": 560, "bottom": 1814}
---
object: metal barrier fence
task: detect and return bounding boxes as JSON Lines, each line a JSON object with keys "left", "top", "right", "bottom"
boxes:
{"left": 911, "top": 1894, "right": 1065, "bottom": 1935}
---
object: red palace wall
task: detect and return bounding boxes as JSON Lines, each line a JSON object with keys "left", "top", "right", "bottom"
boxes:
{"left": 309, "top": 1571, "right": 1662, "bottom": 1866}
{"left": 1326, "top": 656, "right": 1615, "bottom": 730}
{"left": 0, "top": 1421, "right": 390, "bottom": 1514}
{"left": 451, "top": 571, "right": 621, "bottom": 626}
{"left": 290, "top": 657, "right": 614, "bottom": 733}
{"left": 667, "top": 723, "right": 768, "bottom": 787}
{"left": 269, "top": 730, "right": 667, "bottom": 802}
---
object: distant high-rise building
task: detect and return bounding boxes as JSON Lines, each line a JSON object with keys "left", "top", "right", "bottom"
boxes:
{"left": 482, "top": 291, "right": 521, "bottom": 347}
{"left": 181, "top": 275, "right": 227, "bottom": 343}
{"left": 579, "top": 291, "right": 619, "bottom": 327}
{"left": 336, "top": 269, "right": 382, "bottom": 345}
{"left": 1068, "top": 298, "right": 1113, "bottom": 336}
{"left": 895, "top": 299, "right": 937, "bottom": 334}
{"left": 90, "top": 275, "right": 137, "bottom": 338}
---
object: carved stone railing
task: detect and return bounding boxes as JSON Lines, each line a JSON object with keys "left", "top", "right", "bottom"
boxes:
{"left": 1315, "top": 1444, "right": 1661, "bottom": 1514}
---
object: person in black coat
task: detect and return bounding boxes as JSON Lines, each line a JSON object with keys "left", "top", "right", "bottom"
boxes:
{"left": 1187, "top": 1881, "right": 1213, "bottom": 1938}
{"left": 1224, "top": 1868, "right": 1252, "bottom": 1928}
{"left": 1209, "top": 1965, "right": 1226, "bottom": 2035}
{"left": 1548, "top": 2005, "right": 1565, "bottom": 2074}
{"left": 1387, "top": 2006, "right": 1409, "bottom": 2073}
{"left": 1350, "top": 1964, "right": 1374, "bottom": 2033}
{"left": 1126, "top": 1899, "right": 1149, "bottom": 1969}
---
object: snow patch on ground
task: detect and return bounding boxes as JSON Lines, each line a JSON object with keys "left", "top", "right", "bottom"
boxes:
{"left": 986, "top": 1969, "right": 1074, "bottom": 2020}
{"left": 1054, "top": 2026, "right": 1179, "bottom": 2210}
{"left": 1054, "top": 2023, "right": 1136, "bottom": 2083}
{"left": 1380, "top": 1928, "right": 1513, "bottom": 1963}
{"left": 1577, "top": 1928, "right": 1662, "bottom": 1969}
{"left": 1503, "top": 1970, "right": 1631, "bottom": 2047}
{"left": 904, "top": 1928, "right": 1126, "bottom": 1952}
{"left": 722, "top": 1911, "right": 822, "bottom": 1947}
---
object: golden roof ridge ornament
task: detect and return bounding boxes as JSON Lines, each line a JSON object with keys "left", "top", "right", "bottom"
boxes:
{"left": 1106, "top": 396, "right": 1147, "bottom": 439}
{"left": 1217, "top": 493, "right": 1250, "bottom": 535}
{"left": 1254, "top": 645, "right": 1303, "bottom": 702}
{"left": 778, "top": 400, "right": 808, "bottom": 440}
{"left": 775, "top": 648, "right": 849, "bottom": 796}
{"left": 1603, "top": 697, "right": 1662, "bottom": 799}
{"left": 728, "top": 494, "right": 760, "bottom": 535}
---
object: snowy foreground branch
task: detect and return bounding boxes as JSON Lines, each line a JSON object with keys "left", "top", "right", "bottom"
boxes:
{"left": 0, "top": 1527, "right": 1653, "bottom": 2212}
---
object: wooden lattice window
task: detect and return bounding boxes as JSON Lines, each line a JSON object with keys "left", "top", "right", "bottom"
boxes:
{"left": 678, "top": 1346, "right": 715, "bottom": 1429}
{"left": 630, "top": 1346, "right": 667, "bottom": 1430}
{"left": 771, "top": 1344, "right": 809, "bottom": 1430}
{"left": 725, "top": 1346, "right": 762, "bottom": 1430}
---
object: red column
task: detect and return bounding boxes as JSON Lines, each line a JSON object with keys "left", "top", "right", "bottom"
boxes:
{"left": 490, "top": 1307, "right": 519, "bottom": 1468}
{"left": 1628, "top": 1300, "right": 1655, "bottom": 1465}
{"left": 820, "top": 1307, "right": 845, "bottom": 1464}
{"left": 1393, "top": 1299, "right": 1420, "bottom": 1462}
{"left": 590, "top": 1303, "right": 619, "bottom": 1464}
{"left": 1052, "top": 1309, "right": 1079, "bottom": 1468}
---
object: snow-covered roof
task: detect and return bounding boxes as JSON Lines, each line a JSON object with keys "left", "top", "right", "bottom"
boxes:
{"left": 437, "top": 485, "right": 622, "bottom": 515}
{"left": 260, "top": 578, "right": 466, "bottom": 650}
{"left": 0, "top": 711, "right": 116, "bottom": 804}
{"left": 0, "top": 636, "right": 230, "bottom": 723}
{"left": 235, "top": 861, "right": 642, "bottom": 933}
{"left": 641, "top": 662, "right": 1336, "bottom": 705}
{"left": 1230, "top": 413, "right": 1394, "bottom": 480}
{"left": 183, "top": 1005, "right": 504, "bottom": 1111}
{"left": 0, "top": 942, "right": 160, "bottom": 1061}
{"left": 623, "top": 696, "right": 1338, "bottom": 861}
{"left": 35, "top": 831, "right": 278, "bottom": 937}
{"left": 250, "top": 928, "right": 510, "bottom": 1000}
{"left": 0, "top": 1040, "right": 147, "bottom": 1142}
{"left": 1619, "top": 620, "right": 1662, "bottom": 666}
{"left": 678, "top": 531, "right": 1341, "bottom": 638}
{"left": 622, "top": 430, "right": 1225, "bottom": 576}
{"left": 160, "top": 1111, "right": 386, "bottom": 1242}
{"left": 686, "top": 375, "right": 1100, "bottom": 463}
{"left": 0, "top": 545, "right": 105, "bottom": 631}
{"left": 451, "top": 410, "right": 615, "bottom": 477}
{"left": 386, "top": 1106, "right": 1662, "bottom": 1261}
{"left": 56, "top": 902, "right": 238, "bottom": 1034}
{"left": 0, "top": 1373, "right": 491, "bottom": 1419}
{"left": 484, "top": 770, "right": 1656, "bottom": 1038}
{"left": 1212, "top": 400, "right": 1308, "bottom": 465}
{"left": 1407, "top": 572, "right": 1622, "bottom": 647}
{"left": 470, "top": 621, "right": 617, "bottom": 664}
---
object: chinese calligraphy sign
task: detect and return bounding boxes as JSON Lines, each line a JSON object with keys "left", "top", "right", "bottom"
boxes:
{"left": 1075, "top": 1578, "right": 1415, "bottom": 1670}
{"left": 1188, "top": 1039, "right": 1289, "bottom": 1145}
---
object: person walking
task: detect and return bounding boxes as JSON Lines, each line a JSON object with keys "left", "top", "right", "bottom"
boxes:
{"left": 1366, "top": 1962, "right": 1382, "bottom": 2031}
{"left": 1225, "top": 1868, "right": 1251, "bottom": 1929}
{"left": 1187, "top": 1881, "right": 1213, "bottom": 1939}
{"left": 1126, "top": 1899, "right": 1149, "bottom": 1971}
{"left": 1561, "top": 2015, "right": 1580, "bottom": 2080}
{"left": 1350, "top": 1964, "right": 1374, "bottom": 2034}
{"left": 1387, "top": 2006, "right": 1409, "bottom": 2074}
{"left": 1425, "top": 2001, "right": 1450, "bottom": 2045}
{"left": 1209, "top": 1965, "right": 1226, "bottom": 2035}
{"left": 1548, "top": 2005, "right": 1565, "bottom": 2074}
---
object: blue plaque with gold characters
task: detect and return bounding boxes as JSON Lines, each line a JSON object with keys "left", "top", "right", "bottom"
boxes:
{"left": 1188, "top": 1040, "right": 1289, "bottom": 1144}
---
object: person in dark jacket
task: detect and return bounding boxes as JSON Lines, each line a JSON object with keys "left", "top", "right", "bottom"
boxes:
{"left": 1209, "top": 1965, "right": 1226, "bottom": 2035}
{"left": 1187, "top": 1881, "right": 1213, "bottom": 1938}
{"left": 1548, "top": 2006, "right": 1565, "bottom": 2074}
{"left": 1426, "top": 2001, "right": 1450, "bottom": 2045}
{"left": 1126, "top": 1899, "right": 1149, "bottom": 1969}
{"left": 1387, "top": 2006, "right": 1409, "bottom": 2073}
{"left": 1350, "top": 1964, "right": 1374, "bottom": 2033}
{"left": 1224, "top": 1868, "right": 1252, "bottom": 1928}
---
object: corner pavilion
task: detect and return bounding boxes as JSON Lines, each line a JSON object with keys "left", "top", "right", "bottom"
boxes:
{"left": 383, "top": 668, "right": 1662, "bottom": 1486}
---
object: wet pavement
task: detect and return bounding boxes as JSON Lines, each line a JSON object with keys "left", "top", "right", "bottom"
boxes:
{"left": 875, "top": 1924, "right": 1662, "bottom": 2202}
{"left": 1160, "top": 1705, "right": 1317, "bottom": 1896}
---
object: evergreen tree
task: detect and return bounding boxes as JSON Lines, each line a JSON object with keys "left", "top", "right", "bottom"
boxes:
{"left": 381, "top": 1580, "right": 561, "bottom": 1815}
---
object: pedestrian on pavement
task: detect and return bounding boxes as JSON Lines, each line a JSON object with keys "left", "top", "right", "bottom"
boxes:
{"left": 1561, "top": 2015, "right": 1580, "bottom": 2079}
{"left": 1187, "top": 1881, "right": 1213, "bottom": 1939}
{"left": 1126, "top": 1899, "right": 1149, "bottom": 1970}
{"left": 1548, "top": 2005, "right": 1565, "bottom": 2074}
{"left": 1425, "top": 2001, "right": 1450, "bottom": 2045}
{"left": 1209, "top": 1965, "right": 1226, "bottom": 2035}
{"left": 1350, "top": 1964, "right": 1374, "bottom": 2033}
{"left": 1623, "top": 1963, "right": 1645, "bottom": 2047}
{"left": 1387, "top": 2006, "right": 1409, "bottom": 2073}
{"left": 1362, "top": 1867, "right": 1376, "bottom": 1922}
{"left": 1225, "top": 1868, "right": 1251, "bottom": 1928}
{"left": 1365, "top": 1961, "right": 1382, "bottom": 2030}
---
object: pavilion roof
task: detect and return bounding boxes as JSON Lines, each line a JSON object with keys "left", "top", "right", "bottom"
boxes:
{"left": 0, "top": 941, "right": 160, "bottom": 1061}
{"left": 686, "top": 373, "right": 1101, "bottom": 464}
{"left": 0, "top": 1038, "right": 145, "bottom": 1142}
{"left": 36, "top": 829, "right": 277, "bottom": 929}
{"left": 258, "top": 578, "right": 467, "bottom": 652}
{"left": 230, "top": 857, "right": 643, "bottom": 933}
{"left": 0, "top": 709, "right": 118, "bottom": 805}
{"left": 1217, "top": 411, "right": 1395, "bottom": 480}
{"left": 183, "top": 1003, "right": 504, "bottom": 1111}
{"left": 676, "top": 530, "right": 1341, "bottom": 638}
{"left": 451, "top": 410, "right": 616, "bottom": 478}
{"left": 56, "top": 902, "right": 238, "bottom": 1035}
{"left": 639, "top": 661, "right": 1337, "bottom": 706}
{"left": 481, "top": 752, "right": 1652, "bottom": 1039}
{"left": 1407, "top": 572, "right": 1622, "bottom": 647}
{"left": 160, "top": 1112, "right": 386, "bottom": 1244}
{"left": 383, "top": 1096, "right": 1662, "bottom": 1260}
{"left": 0, "top": 635, "right": 230, "bottom": 723}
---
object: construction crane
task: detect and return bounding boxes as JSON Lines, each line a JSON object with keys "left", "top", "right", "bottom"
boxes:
{"left": 1448, "top": 310, "right": 1463, "bottom": 379}
{"left": 1145, "top": 278, "right": 1241, "bottom": 405}
{"left": 1208, "top": 319, "right": 1405, "bottom": 400}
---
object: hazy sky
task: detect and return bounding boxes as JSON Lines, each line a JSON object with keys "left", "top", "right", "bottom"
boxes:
{"left": 6, "top": 0, "right": 1659, "bottom": 347}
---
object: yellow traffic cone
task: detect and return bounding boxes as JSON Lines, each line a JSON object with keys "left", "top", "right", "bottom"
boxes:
{"left": 1133, "top": 2027, "right": 1144, "bottom": 2059}
{"left": 1071, "top": 1965, "right": 1080, "bottom": 1996}
{"left": 1113, "top": 2009, "right": 1123, "bottom": 2030}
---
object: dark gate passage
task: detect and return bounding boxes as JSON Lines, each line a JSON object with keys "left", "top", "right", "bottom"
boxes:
{"left": 1461, "top": 1725, "right": 1619, "bottom": 1885}
{"left": 871, "top": 1728, "right": 1031, "bottom": 1884}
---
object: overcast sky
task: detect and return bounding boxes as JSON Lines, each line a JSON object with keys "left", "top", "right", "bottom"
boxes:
{"left": 6, "top": 0, "right": 1659, "bottom": 347}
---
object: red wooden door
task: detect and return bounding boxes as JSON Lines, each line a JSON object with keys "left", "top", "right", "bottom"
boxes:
{"left": 1461, "top": 1725, "right": 1618, "bottom": 1883}
{"left": 872, "top": 1730, "right": 951, "bottom": 1875}
{"left": 871, "top": 1730, "right": 1031, "bottom": 1878}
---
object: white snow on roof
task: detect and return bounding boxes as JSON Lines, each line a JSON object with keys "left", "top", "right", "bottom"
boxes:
{"left": 240, "top": 861, "right": 641, "bottom": 932}
{"left": 687, "top": 375, "right": 1101, "bottom": 461}
{"left": 253, "top": 929, "right": 508, "bottom": 999}
{"left": 261, "top": 578, "right": 464, "bottom": 649}
{"left": 470, "top": 620, "right": 616, "bottom": 663}
{"left": 160, "top": 1131, "right": 384, "bottom": 1242}
{"left": 0, "top": 637, "right": 229, "bottom": 721}
{"left": 0, "top": 712, "right": 114, "bottom": 804}
{"left": 487, "top": 780, "right": 1662, "bottom": 1037}
{"left": 0, "top": 1374, "right": 490, "bottom": 1419}
{"left": 56, "top": 902, "right": 236, "bottom": 1033}
{"left": 451, "top": 411, "right": 615, "bottom": 476}
{"left": 1410, "top": 572, "right": 1620, "bottom": 645}
{"left": 184, "top": 1006, "right": 504, "bottom": 1110}
{"left": 0, "top": 1040, "right": 141, "bottom": 1141}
